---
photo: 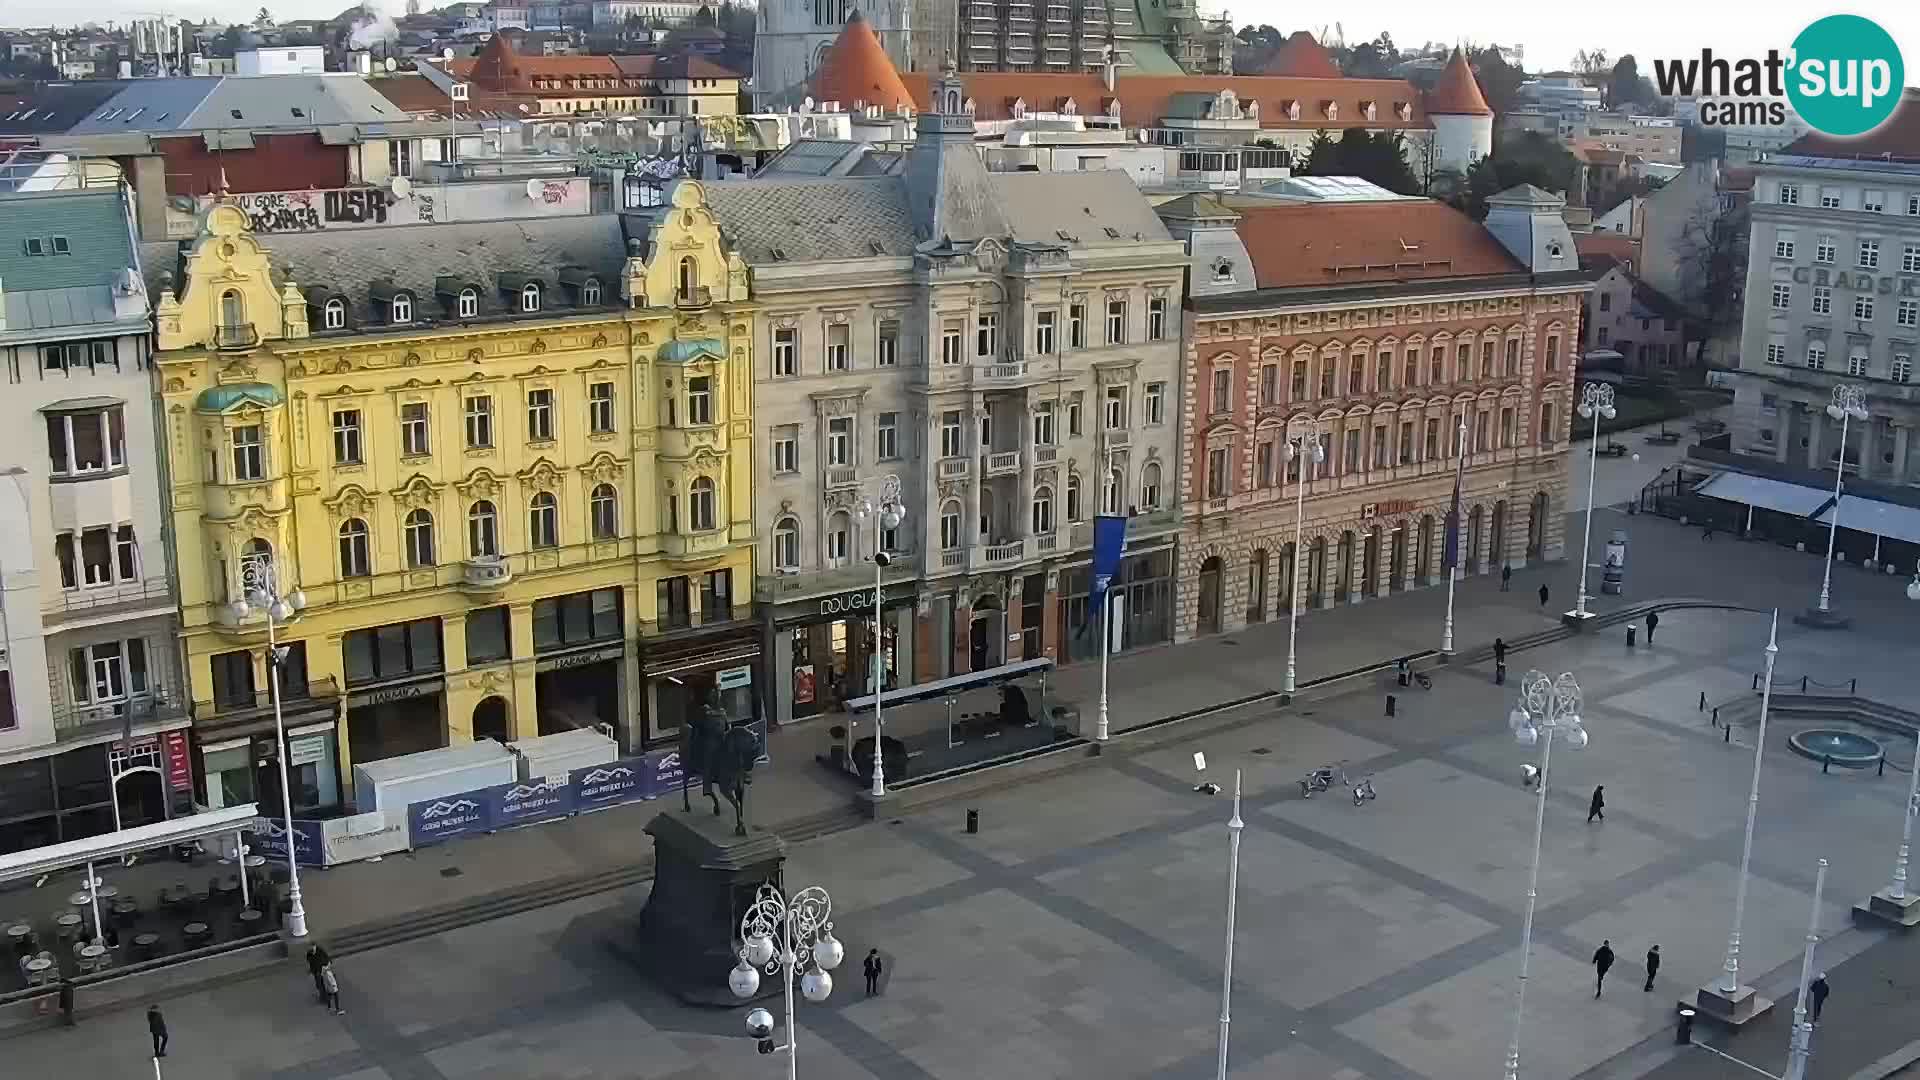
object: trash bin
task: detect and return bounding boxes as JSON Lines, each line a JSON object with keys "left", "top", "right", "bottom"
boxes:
{"left": 966, "top": 809, "right": 979, "bottom": 834}
{"left": 1385, "top": 694, "right": 1397, "bottom": 717}
{"left": 1627, "top": 625, "right": 1637, "bottom": 647}
{"left": 1675, "top": 1007, "right": 1696, "bottom": 1045}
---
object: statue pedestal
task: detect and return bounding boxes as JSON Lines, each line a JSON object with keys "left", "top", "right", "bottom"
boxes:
{"left": 633, "top": 809, "right": 788, "bottom": 1007}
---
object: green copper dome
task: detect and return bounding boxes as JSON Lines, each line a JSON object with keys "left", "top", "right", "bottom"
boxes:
{"left": 195, "top": 382, "right": 285, "bottom": 412}
{"left": 658, "top": 338, "right": 726, "bottom": 364}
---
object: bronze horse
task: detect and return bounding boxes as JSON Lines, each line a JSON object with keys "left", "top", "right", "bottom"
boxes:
{"left": 680, "top": 693, "right": 763, "bottom": 836}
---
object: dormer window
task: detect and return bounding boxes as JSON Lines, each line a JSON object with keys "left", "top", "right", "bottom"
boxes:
{"left": 458, "top": 288, "right": 478, "bottom": 318}
{"left": 390, "top": 293, "right": 413, "bottom": 325}
{"left": 1547, "top": 241, "right": 1565, "bottom": 260}
{"left": 581, "top": 278, "right": 601, "bottom": 305}
{"left": 322, "top": 298, "right": 346, "bottom": 329}
{"left": 520, "top": 283, "right": 541, "bottom": 312}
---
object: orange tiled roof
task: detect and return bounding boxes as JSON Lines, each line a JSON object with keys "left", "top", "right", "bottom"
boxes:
{"left": 897, "top": 71, "right": 1428, "bottom": 130}
{"left": 1260, "top": 31, "right": 1341, "bottom": 78}
{"left": 375, "top": 71, "right": 536, "bottom": 118}
{"left": 811, "top": 11, "right": 914, "bottom": 112}
{"left": 1233, "top": 201, "right": 1523, "bottom": 289}
{"left": 1426, "top": 48, "right": 1492, "bottom": 117}
{"left": 1574, "top": 232, "right": 1639, "bottom": 265}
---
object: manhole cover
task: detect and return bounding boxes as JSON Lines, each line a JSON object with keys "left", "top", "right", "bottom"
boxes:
{"left": 440, "top": 867, "right": 463, "bottom": 878}
{"left": 1251, "top": 747, "right": 1272, "bottom": 755}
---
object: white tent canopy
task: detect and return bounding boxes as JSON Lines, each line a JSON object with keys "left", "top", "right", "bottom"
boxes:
{"left": 1815, "top": 495, "right": 1920, "bottom": 545}
{"left": 1695, "top": 471, "right": 1832, "bottom": 517}
{"left": 0, "top": 804, "right": 259, "bottom": 886}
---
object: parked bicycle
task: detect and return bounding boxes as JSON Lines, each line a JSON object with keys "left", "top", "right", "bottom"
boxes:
{"left": 1351, "top": 775, "right": 1377, "bottom": 805}
{"left": 1300, "top": 762, "right": 1351, "bottom": 798}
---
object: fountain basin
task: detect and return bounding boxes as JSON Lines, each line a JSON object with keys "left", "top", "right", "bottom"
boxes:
{"left": 1788, "top": 729, "right": 1884, "bottom": 769}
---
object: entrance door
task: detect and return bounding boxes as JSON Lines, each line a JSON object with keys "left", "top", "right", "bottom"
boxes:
{"left": 473, "top": 696, "right": 510, "bottom": 743}
{"left": 969, "top": 595, "right": 1001, "bottom": 672}
{"left": 1491, "top": 501, "right": 1508, "bottom": 571}
{"left": 1307, "top": 538, "right": 1327, "bottom": 606}
{"left": 1390, "top": 526, "right": 1408, "bottom": 591}
{"left": 1419, "top": 515, "right": 1435, "bottom": 581}
{"left": 113, "top": 769, "right": 167, "bottom": 829}
{"left": 1245, "top": 550, "right": 1267, "bottom": 624}
{"left": 1362, "top": 527, "right": 1381, "bottom": 598}
{"left": 1527, "top": 492, "right": 1548, "bottom": 558}
{"left": 1467, "top": 507, "right": 1484, "bottom": 573}
{"left": 1336, "top": 531, "right": 1355, "bottom": 601}
{"left": 1196, "top": 556, "right": 1223, "bottom": 635}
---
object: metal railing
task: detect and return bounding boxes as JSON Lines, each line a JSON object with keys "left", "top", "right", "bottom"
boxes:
{"left": 215, "top": 324, "right": 259, "bottom": 350}
{"left": 1753, "top": 673, "right": 1857, "bottom": 694}
{"left": 674, "top": 285, "right": 712, "bottom": 309}
{"left": 47, "top": 578, "right": 173, "bottom": 618}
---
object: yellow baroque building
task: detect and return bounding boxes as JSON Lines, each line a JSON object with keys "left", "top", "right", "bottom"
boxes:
{"left": 147, "top": 181, "right": 758, "bottom": 812}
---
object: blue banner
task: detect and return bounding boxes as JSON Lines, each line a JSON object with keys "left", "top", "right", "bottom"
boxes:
{"left": 1089, "top": 514, "right": 1128, "bottom": 616}
{"left": 492, "top": 775, "right": 574, "bottom": 827}
{"left": 1442, "top": 457, "right": 1465, "bottom": 570}
{"left": 406, "top": 793, "right": 492, "bottom": 846}
{"left": 644, "top": 747, "right": 687, "bottom": 794}
{"left": 253, "top": 816, "right": 326, "bottom": 867}
{"left": 571, "top": 756, "right": 653, "bottom": 809}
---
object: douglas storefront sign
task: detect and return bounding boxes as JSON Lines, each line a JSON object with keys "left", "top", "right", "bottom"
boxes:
{"left": 404, "top": 746, "right": 692, "bottom": 848}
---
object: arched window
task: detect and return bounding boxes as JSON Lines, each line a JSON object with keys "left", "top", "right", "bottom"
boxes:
{"left": 1103, "top": 467, "right": 1124, "bottom": 514}
{"left": 773, "top": 516, "right": 799, "bottom": 569}
{"left": 390, "top": 293, "right": 413, "bottom": 325}
{"left": 239, "top": 537, "right": 274, "bottom": 593}
{"left": 677, "top": 256, "right": 698, "bottom": 303}
{"left": 520, "top": 282, "right": 541, "bottom": 312}
{"left": 404, "top": 508, "right": 435, "bottom": 567}
{"left": 939, "top": 501, "right": 961, "bottom": 550}
{"left": 322, "top": 297, "right": 346, "bottom": 329}
{"left": 1141, "top": 462, "right": 1162, "bottom": 509}
{"left": 590, "top": 482, "right": 618, "bottom": 539}
{"left": 529, "top": 492, "right": 558, "bottom": 548}
{"left": 1031, "top": 485, "right": 1054, "bottom": 534}
{"left": 688, "top": 477, "right": 716, "bottom": 531}
{"left": 457, "top": 287, "right": 479, "bottom": 318}
{"left": 825, "top": 510, "right": 850, "bottom": 566}
{"left": 220, "top": 289, "right": 246, "bottom": 328}
{"left": 338, "top": 519, "right": 370, "bottom": 578}
{"left": 581, "top": 278, "right": 602, "bottom": 305}
{"left": 468, "top": 500, "right": 499, "bottom": 558}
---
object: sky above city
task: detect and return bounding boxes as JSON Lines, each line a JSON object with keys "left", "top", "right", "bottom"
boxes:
{"left": 11, "top": 0, "right": 1920, "bottom": 85}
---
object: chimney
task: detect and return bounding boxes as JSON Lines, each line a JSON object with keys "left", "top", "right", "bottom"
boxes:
{"left": 1101, "top": 44, "right": 1116, "bottom": 93}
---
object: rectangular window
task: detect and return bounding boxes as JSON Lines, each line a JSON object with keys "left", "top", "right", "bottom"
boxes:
{"left": 941, "top": 320, "right": 964, "bottom": 364}
{"left": 772, "top": 425, "right": 799, "bottom": 473}
{"left": 1068, "top": 303, "right": 1086, "bottom": 349}
{"left": 1475, "top": 412, "right": 1490, "bottom": 452}
{"left": 1255, "top": 440, "right": 1275, "bottom": 487}
{"left": 1105, "top": 298, "right": 1126, "bottom": 345}
{"left": 526, "top": 388, "right": 554, "bottom": 442}
{"left": 826, "top": 416, "right": 852, "bottom": 466}
{"left": 1424, "top": 417, "right": 1440, "bottom": 459}
{"left": 1145, "top": 381, "right": 1166, "bottom": 425}
{"left": 1504, "top": 338, "right": 1520, "bottom": 376}
{"left": 1291, "top": 360, "right": 1308, "bottom": 400}
{"left": 1034, "top": 310, "right": 1056, "bottom": 356}
{"left": 876, "top": 320, "right": 899, "bottom": 366}
{"left": 1907, "top": 247, "right": 1920, "bottom": 274}
{"left": 401, "top": 402, "right": 431, "bottom": 455}
{"left": 1910, "top": 195, "right": 1920, "bottom": 216}
{"left": 1545, "top": 336, "right": 1560, "bottom": 371}
{"left": 115, "top": 524, "right": 138, "bottom": 581}
{"left": 1901, "top": 300, "right": 1918, "bottom": 328}
{"left": 1480, "top": 340, "right": 1495, "bottom": 378}
{"left": 1067, "top": 399, "right": 1082, "bottom": 436}
{"left": 1778, "top": 183, "right": 1799, "bottom": 205}
{"left": 1894, "top": 355, "right": 1913, "bottom": 383}
{"left": 1371, "top": 426, "right": 1387, "bottom": 468}
{"left": 1398, "top": 421, "right": 1414, "bottom": 463}
{"left": 1320, "top": 358, "right": 1336, "bottom": 398}
{"left": 343, "top": 617, "right": 444, "bottom": 684}
{"left": 331, "top": 409, "right": 362, "bottom": 465}
{"left": 231, "top": 424, "right": 263, "bottom": 480}
{"left": 1206, "top": 446, "right": 1229, "bottom": 498}
{"left": 1377, "top": 350, "right": 1393, "bottom": 391}
{"left": 976, "top": 312, "right": 998, "bottom": 358}
{"left": 1457, "top": 343, "right": 1472, "bottom": 381}
{"left": 1430, "top": 347, "right": 1444, "bottom": 385}
{"left": 772, "top": 327, "right": 797, "bottom": 376}
{"left": 1033, "top": 402, "right": 1055, "bottom": 446}
{"left": 464, "top": 396, "right": 493, "bottom": 448}
{"left": 1600, "top": 292, "right": 1612, "bottom": 313}
{"left": 211, "top": 649, "right": 256, "bottom": 708}
{"left": 1854, "top": 296, "right": 1875, "bottom": 321}
{"left": 1349, "top": 357, "right": 1365, "bottom": 394}
{"left": 701, "top": 569, "right": 733, "bottom": 623}
{"left": 1807, "top": 342, "right": 1827, "bottom": 370}
{"left": 1103, "top": 386, "right": 1126, "bottom": 429}
{"left": 825, "top": 322, "right": 850, "bottom": 371}
{"left": 466, "top": 606, "right": 512, "bottom": 665}
{"left": 1210, "top": 368, "right": 1231, "bottom": 414}
{"left": 1820, "top": 187, "right": 1841, "bottom": 209}
{"left": 1860, "top": 239, "right": 1881, "bottom": 269}
{"left": 1817, "top": 235, "right": 1836, "bottom": 263}
{"left": 1864, "top": 190, "right": 1885, "bottom": 213}
{"left": 1771, "top": 283, "right": 1792, "bottom": 311}
{"left": 1774, "top": 234, "right": 1796, "bottom": 259}
{"left": 78, "top": 526, "right": 112, "bottom": 586}
{"left": 532, "top": 588, "right": 622, "bottom": 650}
{"left": 1260, "top": 364, "right": 1278, "bottom": 406}
{"left": 1540, "top": 403, "right": 1557, "bottom": 444}
{"left": 687, "top": 376, "right": 712, "bottom": 425}
{"left": 1812, "top": 286, "right": 1832, "bottom": 315}
{"left": 44, "top": 408, "right": 127, "bottom": 477}
{"left": 1343, "top": 429, "right": 1361, "bottom": 473}
{"left": 1147, "top": 297, "right": 1167, "bottom": 341}
{"left": 876, "top": 411, "right": 899, "bottom": 460}
{"left": 1500, "top": 407, "right": 1515, "bottom": 447}
{"left": 588, "top": 382, "right": 616, "bottom": 434}
{"left": 941, "top": 411, "right": 964, "bottom": 457}
{"left": 1848, "top": 352, "right": 1870, "bottom": 377}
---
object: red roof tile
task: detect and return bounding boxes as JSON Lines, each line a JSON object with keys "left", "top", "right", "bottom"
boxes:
{"left": 1574, "top": 232, "right": 1639, "bottom": 266}
{"left": 897, "top": 71, "right": 1427, "bottom": 130}
{"left": 1233, "top": 201, "right": 1523, "bottom": 288}
{"left": 811, "top": 11, "right": 914, "bottom": 112}
{"left": 1260, "top": 31, "right": 1341, "bottom": 79}
{"left": 1426, "top": 48, "right": 1492, "bottom": 117}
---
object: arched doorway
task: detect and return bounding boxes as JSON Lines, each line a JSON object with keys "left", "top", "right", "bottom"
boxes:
{"left": 1278, "top": 542, "right": 1296, "bottom": 616}
{"left": 1419, "top": 514, "right": 1435, "bottom": 583}
{"left": 1389, "top": 523, "right": 1408, "bottom": 591}
{"left": 1466, "top": 506, "right": 1485, "bottom": 574}
{"left": 1362, "top": 526, "right": 1382, "bottom": 598}
{"left": 1336, "top": 530, "right": 1355, "bottom": 601}
{"left": 1490, "top": 500, "right": 1508, "bottom": 572}
{"left": 113, "top": 769, "right": 167, "bottom": 830}
{"left": 1527, "top": 491, "right": 1549, "bottom": 558}
{"left": 1196, "top": 556, "right": 1224, "bottom": 636}
{"left": 1307, "top": 538, "right": 1327, "bottom": 607}
{"left": 970, "top": 593, "right": 1003, "bottom": 672}
{"left": 1245, "top": 549, "right": 1268, "bottom": 624}
{"left": 473, "top": 696, "right": 511, "bottom": 744}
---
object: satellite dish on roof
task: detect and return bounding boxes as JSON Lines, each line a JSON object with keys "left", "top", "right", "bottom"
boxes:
{"left": 390, "top": 175, "right": 413, "bottom": 199}
{"left": 526, "top": 178, "right": 544, "bottom": 201}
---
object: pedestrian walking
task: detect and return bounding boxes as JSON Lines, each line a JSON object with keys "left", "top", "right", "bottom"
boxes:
{"left": 320, "top": 962, "right": 343, "bottom": 1015}
{"left": 1501, "top": 564, "right": 1512, "bottom": 592}
{"left": 147, "top": 1004, "right": 168, "bottom": 1058}
{"left": 1809, "top": 973, "right": 1829, "bottom": 1022}
{"left": 1493, "top": 637, "right": 1508, "bottom": 666}
{"left": 1538, "top": 583, "right": 1551, "bottom": 609}
{"left": 863, "top": 949, "right": 883, "bottom": 996}
{"left": 1645, "top": 611, "right": 1659, "bottom": 644}
{"left": 1702, "top": 524, "right": 1715, "bottom": 542}
{"left": 1593, "top": 940, "right": 1615, "bottom": 997}
{"left": 1644, "top": 945, "right": 1661, "bottom": 992}
{"left": 306, "top": 942, "right": 331, "bottom": 1003}
{"left": 57, "top": 978, "right": 74, "bottom": 1027}
{"left": 1588, "top": 785, "right": 1606, "bottom": 823}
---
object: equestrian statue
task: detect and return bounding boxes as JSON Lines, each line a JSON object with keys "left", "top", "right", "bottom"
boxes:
{"left": 679, "top": 689, "right": 764, "bottom": 837}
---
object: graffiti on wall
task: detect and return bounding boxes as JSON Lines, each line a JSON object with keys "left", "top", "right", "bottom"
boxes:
{"left": 209, "top": 188, "right": 400, "bottom": 233}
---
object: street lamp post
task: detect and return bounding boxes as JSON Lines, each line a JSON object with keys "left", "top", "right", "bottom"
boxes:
{"left": 1441, "top": 416, "right": 1468, "bottom": 655}
{"left": 1503, "top": 670, "right": 1591, "bottom": 1080}
{"left": 1783, "top": 858, "right": 1829, "bottom": 1080}
{"left": 1714, "top": 610, "right": 1780, "bottom": 1001}
{"left": 1571, "top": 383, "right": 1617, "bottom": 620}
{"left": 854, "top": 475, "right": 903, "bottom": 799}
{"left": 227, "top": 559, "right": 310, "bottom": 939}
{"left": 1283, "top": 424, "right": 1325, "bottom": 695}
{"left": 1215, "top": 770, "right": 1244, "bottom": 1080}
{"left": 1815, "top": 384, "right": 1869, "bottom": 617}
{"left": 728, "top": 882, "right": 844, "bottom": 1080}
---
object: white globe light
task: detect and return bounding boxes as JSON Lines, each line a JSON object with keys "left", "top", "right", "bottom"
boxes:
{"left": 812, "top": 931, "right": 844, "bottom": 971}
{"left": 1908, "top": 579, "right": 1920, "bottom": 602}
{"left": 288, "top": 590, "right": 308, "bottom": 611}
{"left": 744, "top": 931, "right": 776, "bottom": 968}
{"left": 881, "top": 505, "right": 903, "bottom": 530}
{"left": 1578, "top": 404, "right": 1593, "bottom": 419}
{"left": 1515, "top": 724, "right": 1539, "bottom": 747}
{"left": 269, "top": 599, "right": 294, "bottom": 622}
{"left": 799, "top": 967, "right": 833, "bottom": 1003}
{"left": 1508, "top": 707, "right": 1529, "bottom": 734}
{"left": 1827, "top": 404, "right": 1844, "bottom": 420}
{"left": 1564, "top": 726, "right": 1590, "bottom": 750}
{"left": 729, "top": 959, "right": 761, "bottom": 999}
{"left": 228, "top": 600, "right": 251, "bottom": 621}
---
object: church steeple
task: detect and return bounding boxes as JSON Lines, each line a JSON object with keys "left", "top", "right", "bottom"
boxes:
{"left": 916, "top": 51, "right": 975, "bottom": 142}
{"left": 901, "top": 51, "right": 1006, "bottom": 245}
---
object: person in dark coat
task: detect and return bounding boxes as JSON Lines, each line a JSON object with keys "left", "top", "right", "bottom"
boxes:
{"left": 1809, "top": 973, "right": 1829, "bottom": 1022}
{"left": 1645, "top": 611, "right": 1660, "bottom": 644}
{"left": 306, "top": 943, "right": 331, "bottom": 1002}
{"left": 1000, "top": 684, "right": 1031, "bottom": 728}
{"left": 1539, "top": 583, "right": 1551, "bottom": 608}
{"left": 863, "top": 949, "right": 883, "bottom": 997}
{"left": 1593, "top": 940, "right": 1615, "bottom": 998}
{"left": 1644, "top": 945, "right": 1661, "bottom": 992}
{"left": 1588, "top": 786, "right": 1606, "bottom": 823}
{"left": 147, "top": 1004, "right": 168, "bottom": 1058}
{"left": 1501, "top": 564, "right": 1512, "bottom": 591}
{"left": 1493, "top": 638, "right": 1508, "bottom": 667}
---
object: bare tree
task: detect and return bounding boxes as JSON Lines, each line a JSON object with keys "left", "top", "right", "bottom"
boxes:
{"left": 1674, "top": 191, "right": 1748, "bottom": 365}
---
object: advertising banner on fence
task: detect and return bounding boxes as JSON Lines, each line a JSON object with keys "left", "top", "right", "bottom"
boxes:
{"left": 254, "top": 816, "right": 326, "bottom": 867}
{"left": 493, "top": 776, "right": 575, "bottom": 827}
{"left": 403, "top": 745, "right": 713, "bottom": 847}
{"left": 571, "top": 755, "right": 652, "bottom": 810}
{"left": 406, "top": 793, "right": 491, "bottom": 846}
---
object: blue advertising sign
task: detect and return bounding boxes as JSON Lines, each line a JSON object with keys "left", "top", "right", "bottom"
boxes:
{"left": 570, "top": 756, "right": 651, "bottom": 809}
{"left": 492, "top": 775, "right": 574, "bottom": 827}
{"left": 254, "top": 816, "right": 326, "bottom": 867}
{"left": 406, "top": 793, "right": 492, "bottom": 846}
{"left": 643, "top": 747, "right": 686, "bottom": 796}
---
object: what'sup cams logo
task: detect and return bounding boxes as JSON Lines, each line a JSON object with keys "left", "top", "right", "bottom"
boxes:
{"left": 1654, "top": 14, "right": 1905, "bottom": 136}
